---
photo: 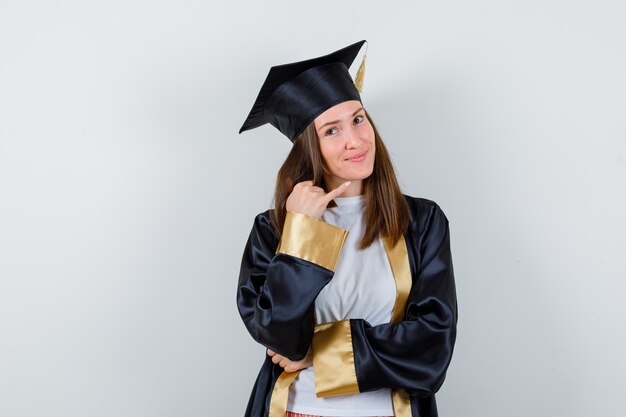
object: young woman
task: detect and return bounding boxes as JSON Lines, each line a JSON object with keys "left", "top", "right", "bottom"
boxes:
{"left": 237, "top": 40, "right": 457, "bottom": 417}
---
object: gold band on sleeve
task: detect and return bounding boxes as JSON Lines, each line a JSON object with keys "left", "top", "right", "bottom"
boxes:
{"left": 276, "top": 211, "right": 348, "bottom": 272}
{"left": 312, "top": 319, "right": 359, "bottom": 397}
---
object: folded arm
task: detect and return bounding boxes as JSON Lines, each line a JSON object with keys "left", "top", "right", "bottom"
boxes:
{"left": 312, "top": 203, "right": 457, "bottom": 396}
{"left": 237, "top": 210, "right": 348, "bottom": 360}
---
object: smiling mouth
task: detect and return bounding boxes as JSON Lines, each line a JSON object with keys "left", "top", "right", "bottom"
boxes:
{"left": 346, "top": 150, "right": 367, "bottom": 162}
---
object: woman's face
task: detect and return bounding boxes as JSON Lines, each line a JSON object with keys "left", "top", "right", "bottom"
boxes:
{"left": 314, "top": 100, "right": 375, "bottom": 193}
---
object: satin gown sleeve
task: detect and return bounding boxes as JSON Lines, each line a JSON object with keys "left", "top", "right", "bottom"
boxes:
{"left": 237, "top": 209, "right": 349, "bottom": 361}
{"left": 311, "top": 201, "right": 457, "bottom": 397}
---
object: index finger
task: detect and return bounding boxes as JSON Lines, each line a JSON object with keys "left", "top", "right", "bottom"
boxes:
{"left": 323, "top": 181, "right": 352, "bottom": 203}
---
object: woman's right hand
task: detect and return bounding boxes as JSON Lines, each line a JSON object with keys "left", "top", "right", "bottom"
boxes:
{"left": 267, "top": 347, "right": 313, "bottom": 373}
{"left": 286, "top": 180, "right": 351, "bottom": 219}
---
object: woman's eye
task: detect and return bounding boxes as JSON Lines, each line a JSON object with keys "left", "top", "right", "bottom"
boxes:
{"left": 354, "top": 115, "right": 364, "bottom": 124}
{"left": 325, "top": 128, "right": 337, "bottom": 136}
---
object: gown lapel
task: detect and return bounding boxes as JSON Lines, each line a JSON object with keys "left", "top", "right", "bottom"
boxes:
{"left": 383, "top": 235, "right": 413, "bottom": 417}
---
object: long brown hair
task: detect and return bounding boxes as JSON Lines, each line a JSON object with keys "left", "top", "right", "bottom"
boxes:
{"left": 270, "top": 109, "right": 409, "bottom": 250}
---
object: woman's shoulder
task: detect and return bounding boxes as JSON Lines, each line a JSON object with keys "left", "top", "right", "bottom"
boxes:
{"left": 253, "top": 208, "right": 274, "bottom": 221}
{"left": 401, "top": 193, "right": 450, "bottom": 232}
{"left": 253, "top": 208, "right": 278, "bottom": 238}
{"left": 251, "top": 208, "right": 277, "bottom": 231}
{"left": 245, "top": 208, "right": 280, "bottom": 249}
{"left": 402, "top": 193, "right": 447, "bottom": 214}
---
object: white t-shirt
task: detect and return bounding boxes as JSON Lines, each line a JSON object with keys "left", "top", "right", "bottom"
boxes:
{"left": 286, "top": 194, "right": 397, "bottom": 416}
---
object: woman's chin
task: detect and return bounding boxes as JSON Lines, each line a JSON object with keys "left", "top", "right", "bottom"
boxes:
{"left": 336, "top": 174, "right": 372, "bottom": 186}
{"left": 327, "top": 165, "right": 374, "bottom": 187}
{"left": 344, "top": 167, "right": 374, "bottom": 181}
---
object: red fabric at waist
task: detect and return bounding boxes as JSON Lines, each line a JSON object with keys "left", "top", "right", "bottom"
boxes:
{"left": 286, "top": 412, "right": 394, "bottom": 417}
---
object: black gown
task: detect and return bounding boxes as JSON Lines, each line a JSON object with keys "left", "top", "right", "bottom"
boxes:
{"left": 236, "top": 195, "right": 457, "bottom": 417}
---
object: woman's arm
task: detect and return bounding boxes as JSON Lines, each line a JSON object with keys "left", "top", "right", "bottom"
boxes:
{"left": 236, "top": 209, "right": 348, "bottom": 361}
{"left": 311, "top": 202, "right": 457, "bottom": 397}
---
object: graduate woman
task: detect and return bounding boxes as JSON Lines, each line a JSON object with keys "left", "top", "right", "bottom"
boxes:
{"left": 237, "top": 40, "right": 457, "bottom": 417}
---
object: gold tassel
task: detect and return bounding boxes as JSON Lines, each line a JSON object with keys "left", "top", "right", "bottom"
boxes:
{"left": 354, "top": 41, "right": 368, "bottom": 93}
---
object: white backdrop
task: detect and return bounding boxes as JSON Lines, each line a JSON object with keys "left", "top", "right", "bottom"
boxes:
{"left": 1, "top": 1, "right": 625, "bottom": 416}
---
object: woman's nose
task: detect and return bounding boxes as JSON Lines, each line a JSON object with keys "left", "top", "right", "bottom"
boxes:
{"left": 345, "top": 126, "right": 361, "bottom": 148}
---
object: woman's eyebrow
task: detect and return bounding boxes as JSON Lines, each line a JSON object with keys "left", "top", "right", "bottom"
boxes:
{"left": 317, "top": 107, "right": 364, "bottom": 130}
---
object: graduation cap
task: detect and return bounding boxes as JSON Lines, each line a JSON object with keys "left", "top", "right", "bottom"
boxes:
{"left": 239, "top": 40, "right": 368, "bottom": 142}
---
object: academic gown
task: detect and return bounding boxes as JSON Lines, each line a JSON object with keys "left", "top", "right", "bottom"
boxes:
{"left": 236, "top": 195, "right": 457, "bottom": 417}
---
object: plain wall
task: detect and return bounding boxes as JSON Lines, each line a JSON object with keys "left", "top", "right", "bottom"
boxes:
{"left": 1, "top": 1, "right": 625, "bottom": 416}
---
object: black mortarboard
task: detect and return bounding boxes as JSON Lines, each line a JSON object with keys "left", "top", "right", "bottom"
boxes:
{"left": 239, "top": 40, "right": 367, "bottom": 142}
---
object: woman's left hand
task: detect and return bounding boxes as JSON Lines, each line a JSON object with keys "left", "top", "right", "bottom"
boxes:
{"left": 267, "top": 347, "right": 313, "bottom": 373}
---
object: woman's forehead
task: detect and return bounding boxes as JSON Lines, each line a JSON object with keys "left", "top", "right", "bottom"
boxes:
{"left": 314, "top": 100, "right": 364, "bottom": 125}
